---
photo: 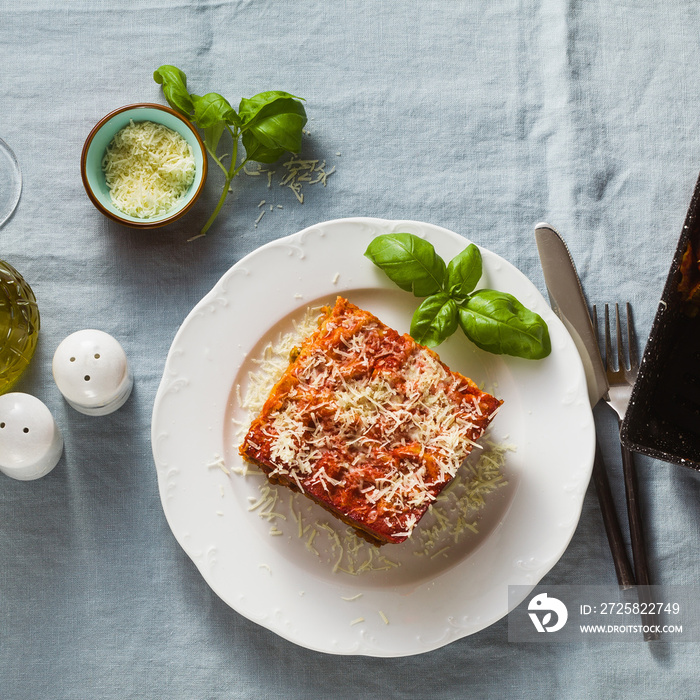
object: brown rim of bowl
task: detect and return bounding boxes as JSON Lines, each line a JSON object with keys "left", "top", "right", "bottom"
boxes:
{"left": 80, "top": 102, "right": 208, "bottom": 230}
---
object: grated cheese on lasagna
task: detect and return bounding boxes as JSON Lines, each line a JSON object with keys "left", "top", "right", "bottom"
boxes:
{"left": 102, "top": 120, "right": 196, "bottom": 218}
{"left": 239, "top": 297, "right": 502, "bottom": 545}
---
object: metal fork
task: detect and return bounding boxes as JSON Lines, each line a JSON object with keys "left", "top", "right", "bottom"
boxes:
{"left": 602, "top": 303, "right": 639, "bottom": 421}
{"left": 594, "top": 303, "right": 659, "bottom": 641}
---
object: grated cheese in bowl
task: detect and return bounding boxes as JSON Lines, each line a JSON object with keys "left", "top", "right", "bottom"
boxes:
{"left": 101, "top": 120, "right": 196, "bottom": 219}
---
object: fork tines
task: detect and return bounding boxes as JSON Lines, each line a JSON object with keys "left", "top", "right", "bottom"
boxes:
{"left": 602, "top": 303, "right": 639, "bottom": 377}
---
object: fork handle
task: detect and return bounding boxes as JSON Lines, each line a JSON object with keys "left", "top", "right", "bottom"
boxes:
{"left": 620, "top": 443, "right": 650, "bottom": 586}
{"left": 620, "top": 438, "right": 660, "bottom": 640}
{"left": 592, "top": 441, "right": 636, "bottom": 589}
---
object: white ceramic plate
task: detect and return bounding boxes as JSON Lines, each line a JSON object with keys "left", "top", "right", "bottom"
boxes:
{"left": 151, "top": 217, "right": 594, "bottom": 656}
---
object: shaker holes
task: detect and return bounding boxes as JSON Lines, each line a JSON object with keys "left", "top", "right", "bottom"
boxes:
{"left": 0, "top": 422, "right": 28, "bottom": 432}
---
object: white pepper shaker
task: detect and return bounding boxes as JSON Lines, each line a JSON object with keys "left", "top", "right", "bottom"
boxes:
{"left": 52, "top": 329, "right": 133, "bottom": 416}
{"left": 0, "top": 393, "right": 63, "bottom": 480}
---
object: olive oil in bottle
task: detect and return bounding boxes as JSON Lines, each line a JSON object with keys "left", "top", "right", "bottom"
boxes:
{"left": 0, "top": 260, "right": 39, "bottom": 394}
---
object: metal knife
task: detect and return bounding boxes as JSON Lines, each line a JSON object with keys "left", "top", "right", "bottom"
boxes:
{"left": 535, "top": 222, "right": 635, "bottom": 589}
{"left": 534, "top": 224, "right": 607, "bottom": 406}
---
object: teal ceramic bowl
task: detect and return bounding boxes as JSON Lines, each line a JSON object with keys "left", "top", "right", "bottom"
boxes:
{"left": 80, "top": 103, "right": 207, "bottom": 229}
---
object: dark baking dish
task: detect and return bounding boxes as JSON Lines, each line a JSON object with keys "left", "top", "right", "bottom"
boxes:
{"left": 621, "top": 171, "right": 700, "bottom": 471}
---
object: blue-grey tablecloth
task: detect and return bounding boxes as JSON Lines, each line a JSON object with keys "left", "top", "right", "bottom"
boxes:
{"left": 2, "top": 1, "right": 700, "bottom": 698}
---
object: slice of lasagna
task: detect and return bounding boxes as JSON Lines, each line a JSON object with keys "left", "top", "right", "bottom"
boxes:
{"left": 239, "top": 297, "right": 502, "bottom": 545}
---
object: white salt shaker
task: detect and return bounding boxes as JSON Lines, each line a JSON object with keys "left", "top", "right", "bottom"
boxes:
{"left": 0, "top": 393, "right": 63, "bottom": 480}
{"left": 52, "top": 329, "right": 133, "bottom": 416}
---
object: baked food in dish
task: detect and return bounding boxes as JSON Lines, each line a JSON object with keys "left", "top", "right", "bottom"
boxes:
{"left": 239, "top": 297, "right": 502, "bottom": 545}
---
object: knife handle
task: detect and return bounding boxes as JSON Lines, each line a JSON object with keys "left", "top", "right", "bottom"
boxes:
{"left": 592, "top": 441, "right": 636, "bottom": 589}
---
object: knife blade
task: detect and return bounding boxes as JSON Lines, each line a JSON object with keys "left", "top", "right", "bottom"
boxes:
{"left": 535, "top": 222, "right": 635, "bottom": 589}
{"left": 534, "top": 223, "right": 608, "bottom": 407}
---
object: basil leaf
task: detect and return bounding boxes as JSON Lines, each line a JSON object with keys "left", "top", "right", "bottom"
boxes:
{"left": 192, "top": 92, "right": 239, "bottom": 129}
{"left": 410, "top": 294, "right": 458, "bottom": 347}
{"left": 458, "top": 289, "right": 551, "bottom": 359}
{"left": 241, "top": 130, "right": 286, "bottom": 164}
{"left": 238, "top": 90, "right": 303, "bottom": 121}
{"left": 447, "top": 243, "right": 482, "bottom": 299}
{"left": 238, "top": 92, "right": 307, "bottom": 153}
{"left": 153, "top": 65, "right": 194, "bottom": 117}
{"left": 203, "top": 121, "right": 226, "bottom": 154}
{"left": 364, "top": 233, "right": 447, "bottom": 297}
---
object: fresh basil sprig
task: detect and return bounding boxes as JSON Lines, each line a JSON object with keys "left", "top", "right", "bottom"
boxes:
{"left": 154, "top": 65, "right": 307, "bottom": 237}
{"left": 364, "top": 233, "right": 551, "bottom": 359}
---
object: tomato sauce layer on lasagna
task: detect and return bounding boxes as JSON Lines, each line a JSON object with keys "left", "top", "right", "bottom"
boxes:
{"left": 239, "top": 297, "right": 502, "bottom": 545}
